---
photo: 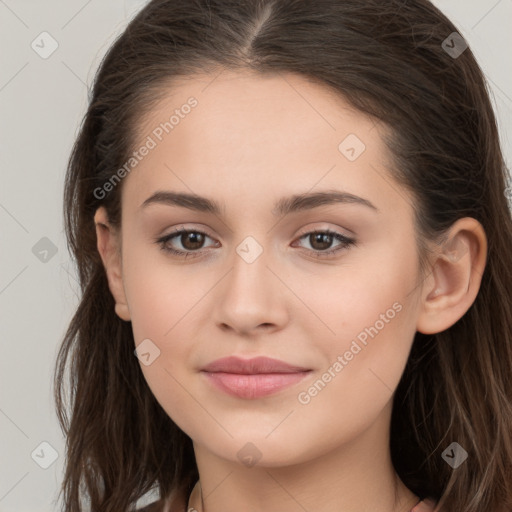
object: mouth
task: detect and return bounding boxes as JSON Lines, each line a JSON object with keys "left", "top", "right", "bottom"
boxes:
{"left": 200, "top": 356, "right": 312, "bottom": 399}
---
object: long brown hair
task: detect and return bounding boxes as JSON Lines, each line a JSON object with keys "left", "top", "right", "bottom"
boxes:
{"left": 54, "top": 1, "right": 512, "bottom": 510}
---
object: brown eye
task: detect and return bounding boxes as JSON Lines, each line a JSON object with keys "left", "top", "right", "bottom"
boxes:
{"left": 294, "top": 230, "right": 356, "bottom": 258}
{"left": 179, "top": 231, "right": 206, "bottom": 251}
{"left": 308, "top": 232, "right": 335, "bottom": 251}
{"left": 156, "top": 229, "right": 217, "bottom": 257}
{"left": 155, "top": 228, "right": 356, "bottom": 259}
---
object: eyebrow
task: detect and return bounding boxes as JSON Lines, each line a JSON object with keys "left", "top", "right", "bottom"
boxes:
{"left": 140, "top": 189, "right": 379, "bottom": 216}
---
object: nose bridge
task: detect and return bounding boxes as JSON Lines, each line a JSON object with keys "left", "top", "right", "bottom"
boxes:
{"left": 213, "top": 231, "right": 288, "bottom": 333}
{"left": 228, "top": 233, "right": 274, "bottom": 301}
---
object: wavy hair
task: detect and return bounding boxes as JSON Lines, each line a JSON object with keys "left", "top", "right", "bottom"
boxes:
{"left": 54, "top": 0, "right": 512, "bottom": 510}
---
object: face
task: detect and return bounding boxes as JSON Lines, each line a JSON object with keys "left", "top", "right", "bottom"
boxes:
{"left": 104, "top": 69, "right": 428, "bottom": 466}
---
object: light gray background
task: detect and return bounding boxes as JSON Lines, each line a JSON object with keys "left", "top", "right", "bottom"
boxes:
{"left": 0, "top": 1, "right": 511, "bottom": 511}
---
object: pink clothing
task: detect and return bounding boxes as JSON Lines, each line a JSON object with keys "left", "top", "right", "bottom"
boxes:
{"left": 137, "top": 493, "right": 438, "bottom": 511}
{"left": 410, "top": 498, "right": 437, "bottom": 511}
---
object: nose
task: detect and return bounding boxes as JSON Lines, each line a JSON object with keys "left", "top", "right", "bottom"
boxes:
{"left": 212, "top": 243, "right": 290, "bottom": 337}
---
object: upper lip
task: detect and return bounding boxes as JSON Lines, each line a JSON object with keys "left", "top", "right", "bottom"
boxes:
{"left": 201, "top": 356, "right": 311, "bottom": 374}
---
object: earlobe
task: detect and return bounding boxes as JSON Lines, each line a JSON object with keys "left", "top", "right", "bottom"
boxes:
{"left": 94, "top": 207, "right": 131, "bottom": 322}
{"left": 416, "top": 218, "right": 487, "bottom": 335}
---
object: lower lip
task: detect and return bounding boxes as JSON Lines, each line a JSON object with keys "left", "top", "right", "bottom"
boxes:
{"left": 202, "top": 371, "right": 311, "bottom": 399}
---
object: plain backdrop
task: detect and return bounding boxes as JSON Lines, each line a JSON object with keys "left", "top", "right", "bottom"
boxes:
{"left": 1, "top": 0, "right": 511, "bottom": 510}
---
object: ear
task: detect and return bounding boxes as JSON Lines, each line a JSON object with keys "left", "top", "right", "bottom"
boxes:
{"left": 94, "top": 206, "right": 131, "bottom": 322}
{"left": 416, "top": 217, "right": 487, "bottom": 335}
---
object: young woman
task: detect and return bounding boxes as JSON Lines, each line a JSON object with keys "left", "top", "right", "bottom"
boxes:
{"left": 53, "top": 1, "right": 512, "bottom": 511}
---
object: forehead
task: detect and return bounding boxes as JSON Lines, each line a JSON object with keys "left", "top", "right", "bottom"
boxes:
{"left": 136, "top": 68, "right": 379, "bottom": 147}
{"left": 121, "top": 69, "right": 404, "bottom": 218}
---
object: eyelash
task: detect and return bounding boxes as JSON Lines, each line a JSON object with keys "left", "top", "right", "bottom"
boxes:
{"left": 155, "top": 227, "right": 356, "bottom": 259}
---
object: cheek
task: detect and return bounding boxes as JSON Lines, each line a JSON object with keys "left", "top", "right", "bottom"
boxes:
{"left": 292, "top": 239, "right": 418, "bottom": 348}
{"left": 122, "top": 239, "right": 205, "bottom": 340}
{"left": 295, "top": 240, "right": 419, "bottom": 406}
{"left": 290, "top": 295, "right": 417, "bottom": 460}
{"left": 121, "top": 243, "right": 210, "bottom": 430}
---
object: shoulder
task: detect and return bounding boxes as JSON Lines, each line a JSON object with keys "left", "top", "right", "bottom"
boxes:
{"left": 136, "top": 501, "right": 165, "bottom": 512}
{"left": 136, "top": 489, "right": 188, "bottom": 512}
{"left": 411, "top": 497, "right": 437, "bottom": 512}
{"left": 136, "top": 501, "right": 184, "bottom": 512}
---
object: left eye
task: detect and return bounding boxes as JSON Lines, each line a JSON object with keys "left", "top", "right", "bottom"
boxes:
{"left": 293, "top": 230, "right": 356, "bottom": 256}
{"left": 156, "top": 229, "right": 219, "bottom": 257}
{"left": 155, "top": 228, "right": 356, "bottom": 259}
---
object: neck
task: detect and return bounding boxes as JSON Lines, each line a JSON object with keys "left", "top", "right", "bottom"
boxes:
{"left": 189, "top": 405, "right": 419, "bottom": 512}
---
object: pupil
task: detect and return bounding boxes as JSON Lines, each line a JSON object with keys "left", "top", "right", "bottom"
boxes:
{"left": 183, "top": 232, "right": 204, "bottom": 250}
{"left": 178, "top": 232, "right": 335, "bottom": 252}
{"left": 312, "top": 233, "right": 332, "bottom": 250}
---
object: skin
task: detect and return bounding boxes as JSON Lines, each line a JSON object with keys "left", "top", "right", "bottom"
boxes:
{"left": 94, "top": 69, "right": 487, "bottom": 512}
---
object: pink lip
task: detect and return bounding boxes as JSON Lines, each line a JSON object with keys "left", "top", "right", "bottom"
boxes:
{"left": 201, "top": 356, "right": 311, "bottom": 374}
{"left": 200, "top": 356, "right": 312, "bottom": 399}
